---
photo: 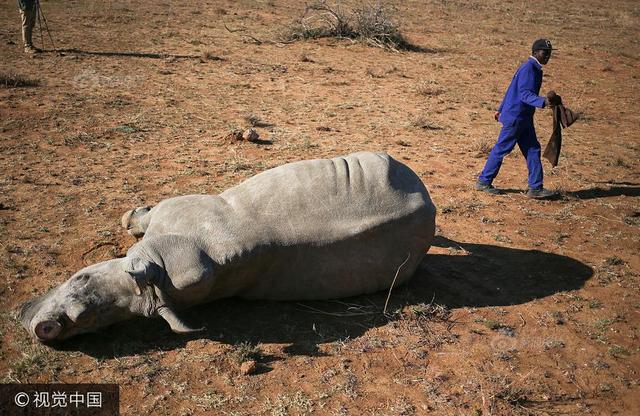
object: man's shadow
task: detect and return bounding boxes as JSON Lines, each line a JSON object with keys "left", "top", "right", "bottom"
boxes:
{"left": 413, "top": 236, "right": 593, "bottom": 308}
{"left": 568, "top": 186, "right": 640, "bottom": 200}
{"left": 476, "top": 185, "right": 639, "bottom": 200}
{"left": 60, "top": 236, "right": 592, "bottom": 359}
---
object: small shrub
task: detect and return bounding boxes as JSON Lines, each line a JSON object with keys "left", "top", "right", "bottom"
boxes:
{"left": 415, "top": 81, "right": 444, "bottom": 96}
{"left": 282, "top": 1, "right": 419, "bottom": 51}
{"left": 201, "top": 51, "right": 222, "bottom": 61}
{"left": 608, "top": 345, "right": 630, "bottom": 357}
{"left": 115, "top": 124, "right": 141, "bottom": 134}
{"left": 352, "top": 1, "right": 413, "bottom": 51}
{"left": 284, "top": 1, "right": 353, "bottom": 41}
{"left": 604, "top": 256, "right": 626, "bottom": 266}
{"left": 63, "top": 132, "right": 95, "bottom": 146}
{"left": 232, "top": 341, "right": 261, "bottom": 364}
{"left": 408, "top": 115, "right": 443, "bottom": 130}
{"left": 482, "top": 319, "right": 504, "bottom": 331}
{"left": 0, "top": 73, "right": 40, "bottom": 88}
{"left": 406, "top": 302, "right": 451, "bottom": 322}
{"left": 614, "top": 157, "right": 629, "bottom": 167}
{"left": 471, "top": 138, "right": 493, "bottom": 157}
{"left": 244, "top": 113, "right": 261, "bottom": 127}
{"left": 300, "top": 53, "right": 315, "bottom": 62}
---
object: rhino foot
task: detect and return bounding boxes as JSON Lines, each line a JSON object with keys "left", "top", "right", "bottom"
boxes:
{"left": 121, "top": 206, "right": 152, "bottom": 238}
{"left": 157, "top": 306, "right": 205, "bottom": 334}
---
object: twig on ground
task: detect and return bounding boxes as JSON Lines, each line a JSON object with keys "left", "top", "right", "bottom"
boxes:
{"left": 383, "top": 252, "right": 411, "bottom": 315}
{"left": 223, "top": 20, "right": 263, "bottom": 45}
{"left": 81, "top": 241, "right": 118, "bottom": 265}
{"left": 296, "top": 303, "right": 376, "bottom": 317}
{"left": 518, "top": 313, "right": 526, "bottom": 327}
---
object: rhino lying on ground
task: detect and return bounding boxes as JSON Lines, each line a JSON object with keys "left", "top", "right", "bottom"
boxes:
{"left": 19, "top": 152, "right": 436, "bottom": 341}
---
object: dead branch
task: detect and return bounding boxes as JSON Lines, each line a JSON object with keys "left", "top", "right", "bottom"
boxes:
{"left": 223, "top": 20, "right": 263, "bottom": 45}
{"left": 297, "top": 302, "right": 376, "bottom": 317}
{"left": 383, "top": 252, "right": 411, "bottom": 315}
{"left": 81, "top": 241, "right": 119, "bottom": 265}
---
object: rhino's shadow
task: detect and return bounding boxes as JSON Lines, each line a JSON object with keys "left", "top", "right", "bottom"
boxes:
{"left": 61, "top": 236, "right": 592, "bottom": 358}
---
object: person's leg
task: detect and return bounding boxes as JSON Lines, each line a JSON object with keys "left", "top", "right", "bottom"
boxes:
{"left": 516, "top": 123, "right": 543, "bottom": 190}
{"left": 20, "top": 1, "right": 37, "bottom": 51}
{"left": 478, "top": 122, "right": 518, "bottom": 186}
{"left": 20, "top": 8, "right": 29, "bottom": 48}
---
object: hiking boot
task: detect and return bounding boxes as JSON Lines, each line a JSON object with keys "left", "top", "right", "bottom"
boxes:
{"left": 526, "top": 187, "right": 555, "bottom": 199}
{"left": 475, "top": 180, "right": 502, "bottom": 195}
{"left": 24, "top": 45, "right": 41, "bottom": 54}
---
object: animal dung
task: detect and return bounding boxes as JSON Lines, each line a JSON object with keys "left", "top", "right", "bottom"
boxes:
{"left": 240, "top": 360, "right": 258, "bottom": 375}
{"left": 242, "top": 128, "right": 259, "bottom": 142}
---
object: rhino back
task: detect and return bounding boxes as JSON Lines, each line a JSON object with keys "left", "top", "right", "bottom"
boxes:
{"left": 220, "top": 152, "right": 429, "bottom": 242}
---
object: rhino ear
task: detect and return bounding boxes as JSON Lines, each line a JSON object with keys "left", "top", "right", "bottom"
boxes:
{"left": 125, "top": 257, "right": 161, "bottom": 296}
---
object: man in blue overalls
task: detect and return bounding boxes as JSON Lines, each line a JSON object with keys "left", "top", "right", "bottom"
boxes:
{"left": 477, "top": 39, "right": 558, "bottom": 199}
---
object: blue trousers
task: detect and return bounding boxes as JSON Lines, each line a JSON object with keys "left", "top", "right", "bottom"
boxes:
{"left": 478, "top": 118, "right": 543, "bottom": 189}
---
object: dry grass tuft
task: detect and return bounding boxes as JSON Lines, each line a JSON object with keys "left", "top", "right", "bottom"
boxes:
{"left": 408, "top": 115, "right": 443, "bottom": 130}
{"left": 352, "top": 1, "right": 414, "bottom": 51}
{"left": 282, "top": 1, "right": 419, "bottom": 51}
{"left": 201, "top": 50, "right": 223, "bottom": 61}
{"left": 244, "top": 113, "right": 262, "bottom": 127}
{"left": 471, "top": 138, "right": 493, "bottom": 157}
{"left": 415, "top": 81, "right": 444, "bottom": 96}
{"left": 232, "top": 341, "right": 262, "bottom": 364}
{"left": 0, "top": 73, "right": 40, "bottom": 88}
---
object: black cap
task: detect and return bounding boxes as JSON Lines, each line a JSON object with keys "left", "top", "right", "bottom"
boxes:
{"left": 532, "top": 39, "right": 554, "bottom": 51}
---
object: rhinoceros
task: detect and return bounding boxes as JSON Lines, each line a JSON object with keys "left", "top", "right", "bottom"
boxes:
{"left": 19, "top": 152, "right": 436, "bottom": 341}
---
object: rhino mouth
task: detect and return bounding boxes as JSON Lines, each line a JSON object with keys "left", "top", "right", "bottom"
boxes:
{"left": 18, "top": 291, "right": 68, "bottom": 342}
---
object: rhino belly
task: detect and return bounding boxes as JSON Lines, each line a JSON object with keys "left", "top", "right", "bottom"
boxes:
{"left": 233, "top": 205, "right": 435, "bottom": 300}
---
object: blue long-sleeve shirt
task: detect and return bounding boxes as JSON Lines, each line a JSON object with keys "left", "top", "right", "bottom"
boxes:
{"left": 498, "top": 57, "right": 546, "bottom": 125}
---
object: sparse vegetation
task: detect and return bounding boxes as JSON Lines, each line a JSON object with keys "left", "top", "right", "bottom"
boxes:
{"left": 608, "top": 345, "right": 630, "bottom": 357}
{"left": 415, "top": 80, "right": 444, "bottom": 97}
{"left": 262, "top": 391, "right": 314, "bottom": 415}
{"left": 1, "top": 0, "right": 638, "bottom": 415}
{"left": 283, "top": 1, "right": 419, "bottom": 51}
{"left": 0, "top": 73, "right": 40, "bottom": 88}
{"left": 115, "top": 124, "right": 142, "bottom": 134}
{"left": 471, "top": 138, "right": 493, "bottom": 157}
{"left": 408, "top": 115, "right": 443, "bottom": 130}
{"left": 232, "top": 341, "right": 262, "bottom": 364}
{"left": 201, "top": 50, "right": 223, "bottom": 61}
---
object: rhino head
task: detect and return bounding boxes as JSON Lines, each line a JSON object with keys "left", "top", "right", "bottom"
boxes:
{"left": 18, "top": 254, "right": 203, "bottom": 342}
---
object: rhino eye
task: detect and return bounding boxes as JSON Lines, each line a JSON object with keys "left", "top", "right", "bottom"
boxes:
{"left": 72, "top": 274, "right": 91, "bottom": 283}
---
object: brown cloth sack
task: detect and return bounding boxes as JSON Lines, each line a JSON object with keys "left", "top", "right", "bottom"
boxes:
{"left": 543, "top": 92, "right": 578, "bottom": 167}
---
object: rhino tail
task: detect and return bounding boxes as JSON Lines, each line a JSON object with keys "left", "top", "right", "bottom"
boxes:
{"left": 121, "top": 205, "right": 153, "bottom": 238}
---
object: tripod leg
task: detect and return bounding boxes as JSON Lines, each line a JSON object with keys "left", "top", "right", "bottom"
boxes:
{"left": 37, "top": 0, "right": 57, "bottom": 51}
{"left": 36, "top": 1, "right": 45, "bottom": 50}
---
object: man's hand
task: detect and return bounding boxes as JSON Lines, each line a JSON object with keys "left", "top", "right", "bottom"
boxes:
{"left": 545, "top": 91, "right": 562, "bottom": 107}
{"left": 494, "top": 112, "right": 500, "bottom": 122}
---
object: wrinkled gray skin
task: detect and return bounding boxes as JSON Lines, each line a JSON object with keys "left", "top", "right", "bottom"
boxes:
{"left": 20, "top": 152, "right": 436, "bottom": 341}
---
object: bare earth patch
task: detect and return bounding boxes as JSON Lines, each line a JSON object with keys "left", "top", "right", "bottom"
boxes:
{"left": 1, "top": 0, "right": 638, "bottom": 415}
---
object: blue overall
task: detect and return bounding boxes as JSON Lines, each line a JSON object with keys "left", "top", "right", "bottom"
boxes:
{"left": 479, "top": 57, "right": 547, "bottom": 190}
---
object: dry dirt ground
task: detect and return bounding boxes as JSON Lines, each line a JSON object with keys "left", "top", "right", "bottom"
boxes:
{"left": 1, "top": 0, "right": 639, "bottom": 414}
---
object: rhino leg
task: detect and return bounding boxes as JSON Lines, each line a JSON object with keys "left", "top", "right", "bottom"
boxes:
{"left": 121, "top": 206, "right": 153, "bottom": 238}
{"left": 157, "top": 306, "right": 205, "bottom": 334}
